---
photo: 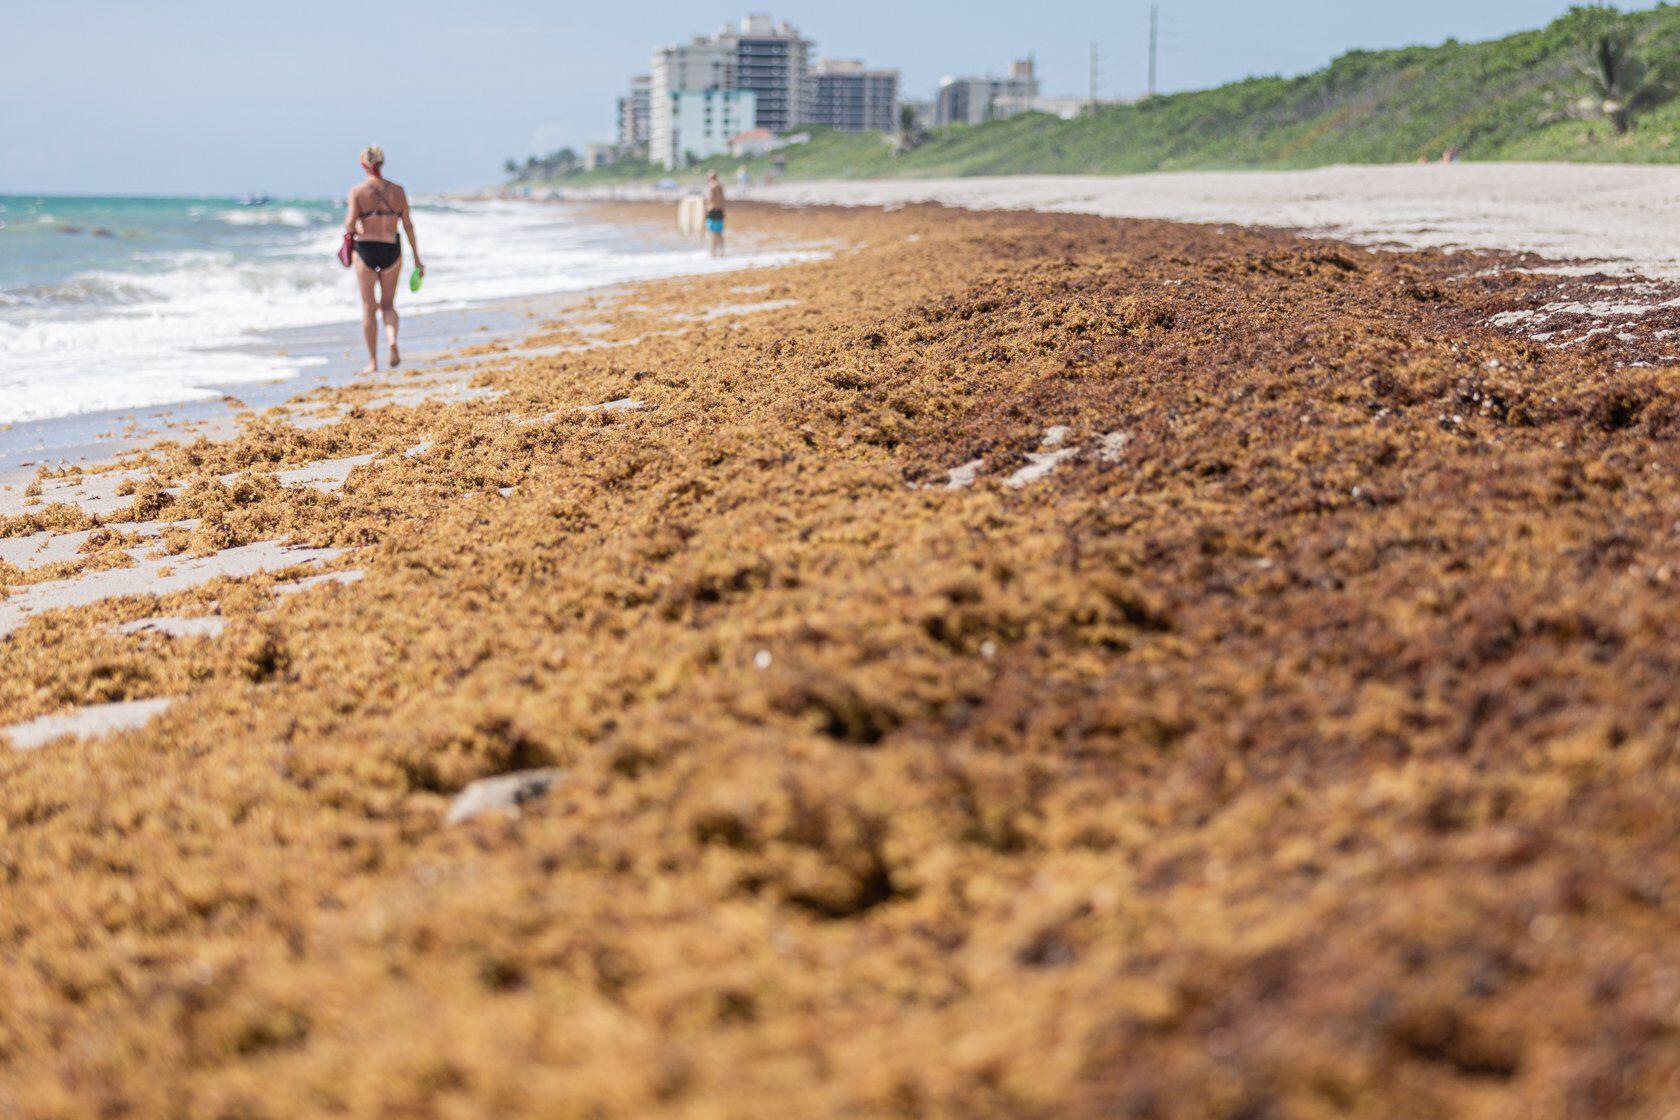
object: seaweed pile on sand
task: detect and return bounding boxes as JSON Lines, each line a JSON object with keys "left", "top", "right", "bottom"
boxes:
{"left": 3, "top": 202, "right": 1680, "bottom": 1118}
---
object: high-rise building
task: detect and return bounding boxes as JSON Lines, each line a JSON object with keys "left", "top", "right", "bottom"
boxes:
{"left": 715, "top": 14, "right": 813, "bottom": 136}
{"left": 648, "top": 14, "right": 815, "bottom": 170}
{"left": 650, "top": 37, "right": 736, "bottom": 170}
{"left": 936, "top": 58, "right": 1041, "bottom": 126}
{"left": 617, "top": 75, "right": 652, "bottom": 159}
{"left": 812, "top": 59, "right": 899, "bottom": 133}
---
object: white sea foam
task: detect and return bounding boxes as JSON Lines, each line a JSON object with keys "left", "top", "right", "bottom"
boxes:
{"left": 216, "top": 206, "right": 318, "bottom": 227}
{"left": 0, "top": 200, "right": 822, "bottom": 426}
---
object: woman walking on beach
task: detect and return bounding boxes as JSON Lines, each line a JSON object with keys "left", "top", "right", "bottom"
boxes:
{"left": 344, "top": 145, "right": 423, "bottom": 373}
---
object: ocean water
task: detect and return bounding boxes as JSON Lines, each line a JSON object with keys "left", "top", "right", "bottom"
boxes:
{"left": 0, "top": 194, "right": 795, "bottom": 427}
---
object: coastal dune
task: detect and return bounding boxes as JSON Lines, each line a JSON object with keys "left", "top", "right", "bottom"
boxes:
{"left": 2, "top": 201, "right": 1680, "bottom": 1117}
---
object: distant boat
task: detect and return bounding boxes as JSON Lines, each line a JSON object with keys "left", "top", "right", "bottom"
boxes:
{"left": 238, "top": 193, "right": 273, "bottom": 207}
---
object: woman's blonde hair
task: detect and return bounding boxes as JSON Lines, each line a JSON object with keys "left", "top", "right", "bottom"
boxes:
{"left": 361, "top": 145, "right": 385, "bottom": 168}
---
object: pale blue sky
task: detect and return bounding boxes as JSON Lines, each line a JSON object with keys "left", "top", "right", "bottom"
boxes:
{"left": 0, "top": 1, "right": 1657, "bottom": 196}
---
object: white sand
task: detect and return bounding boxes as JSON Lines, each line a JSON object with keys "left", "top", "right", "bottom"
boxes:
{"left": 1004, "top": 427, "right": 1079, "bottom": 490}
{"left": 939, "top": 429, "right": 1128, "bottom": 492}
{"left": 445, "top": 768, "right": 569, "bottom": 826}
{"left": 0, "top": 441, "right": 442, "bottom": 647}
{"left": 111, "top": 616, "right": 227, "bottom": 640}
{"left": 213, "top": 442, "right": 431, "bottom": 494}
{"left": 269, "top": 454, "right": 376, "bottom": 493}
{"left": 272, "top": 569, "right": 365, "bottom": 597}
{"left": 0, "top": 541, "right": 344, "bottom": 637}
{"left": 0, "top": 468, "right": 169, "bottom": 520}
{"left": 3, "top": 438, "right": 431, "bottom": 521}
{"left": 3, "top": 698, "right": 175, "bottom": 752}
{"left": 0, "top": 519, "right": 198, "bottom": 572}
{"left": 679, "top": 299, "right": 802, "bottom": 322}
{"left": 579, "top": 398, "right": 647, "bottom": 413}
{"left": 943, "top": 459, "right": 987, "bottom": 491}
{"left": 363, "top": 381, "right": 506, "bottom": 412}
{"left": 103, "top": 570, "right": 365, "bottom": 639}
{"left": 753, "top": 163, "right": 1680, "bottom": 278}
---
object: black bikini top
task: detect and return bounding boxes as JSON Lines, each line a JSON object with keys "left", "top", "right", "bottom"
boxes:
{"left": 360, "top": 182, "right": 403, "bottom": 220}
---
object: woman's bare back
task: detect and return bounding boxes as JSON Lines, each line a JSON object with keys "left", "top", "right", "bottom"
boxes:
{"left": 351, "top": 179, "right": 407, "bottom": 243}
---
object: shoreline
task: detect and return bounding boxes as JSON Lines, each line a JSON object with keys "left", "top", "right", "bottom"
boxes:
{"left": 0, "top": 200, "right": 815, "bottom": 480}
{"left": 0, "top": 286, "right": 617, "bottom": 490}
{"left": 5, "top": 199, "right": 1680, "bottom": 1117}
{"left": 0, "top": 202, "right": 819, "bottom": 490}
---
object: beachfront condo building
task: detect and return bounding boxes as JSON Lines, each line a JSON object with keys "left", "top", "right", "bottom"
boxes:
{"left": 617, "top": 75, "right": 652, "bottom": 159}
{"left": 714, "top": 14, "right": 814, "bottom": 137}
{"left": 811, "top": 59, "right": 900, "bottom": 132}
{"left": 648, "top": 14, "right": 814, "bottom": 169}
{"left": 662, "top": 89, "right": 759, "bottom": 168}
{"left": 936, "top": 58, "right": 1041, "bottom": 126}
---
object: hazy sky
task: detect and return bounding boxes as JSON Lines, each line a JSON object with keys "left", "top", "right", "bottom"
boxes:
{"left": 1, "top": 0, "right": 1657, "bottom": 197}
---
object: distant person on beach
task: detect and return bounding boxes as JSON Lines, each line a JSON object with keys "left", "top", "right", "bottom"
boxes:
{"left": 705, "top": 170, "right": 726, "bottom": 258}
{"left": 344, "top": 145, "right": 423, "bottom": 373}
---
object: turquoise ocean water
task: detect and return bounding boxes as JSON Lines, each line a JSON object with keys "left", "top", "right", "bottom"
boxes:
{"left": 0, "top": 193, "right": 801, "bottom": 428}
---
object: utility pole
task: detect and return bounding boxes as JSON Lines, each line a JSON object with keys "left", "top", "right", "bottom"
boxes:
{"left": 1148, "top": 4, "right": 1159, "bottom": 99}
{"left": 1089, "top": 41, "right": 1099, "bottom": 113}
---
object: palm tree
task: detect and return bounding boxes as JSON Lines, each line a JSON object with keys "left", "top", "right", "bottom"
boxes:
{"left": 895, "top": 105, "right": 926, "bottom": 153}
{"left": 1573, "top": 8, "right": 1670, "bottom": 134}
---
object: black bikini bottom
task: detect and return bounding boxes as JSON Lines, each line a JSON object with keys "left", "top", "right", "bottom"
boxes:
{"left": 354, "top": 238, "right": 401, "bottom": 272}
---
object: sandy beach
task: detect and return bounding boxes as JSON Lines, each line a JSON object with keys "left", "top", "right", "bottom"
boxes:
{"left": 700, "top": 162, "right": 1680, "bottom": 277}
{"left": 4, "top": 197, "right": 1680, "bottom": 1117}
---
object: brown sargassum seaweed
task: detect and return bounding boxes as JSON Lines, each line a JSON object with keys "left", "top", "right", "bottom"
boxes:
{"left": 3, "top": 203, "right": 1680, "bottom": 1118}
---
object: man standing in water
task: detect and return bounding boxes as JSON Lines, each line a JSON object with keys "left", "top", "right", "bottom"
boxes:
{"left": 705, "top": 170, "right": 727, "bottom": 258}
{"left": 344, "top": 145, "right": 423, "bottom": 373}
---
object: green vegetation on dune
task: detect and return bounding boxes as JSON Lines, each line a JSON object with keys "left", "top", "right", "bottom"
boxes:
{"left": 789, "top": 3, "right": 1680, "bottom": 177}
{"left": 530, "top": 5, "right": 1680, "bottom": 189}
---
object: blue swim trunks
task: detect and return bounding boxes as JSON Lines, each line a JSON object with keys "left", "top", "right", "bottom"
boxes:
{"left": 706, "top": 209, "right": 725, "bottom": 234}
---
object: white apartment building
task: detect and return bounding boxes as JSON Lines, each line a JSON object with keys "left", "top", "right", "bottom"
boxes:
{"left": 650, "top": 37, "right": 736, "bottom": 169}
{"left": 936, "top": 59, "right": 1041, "bottom": 126}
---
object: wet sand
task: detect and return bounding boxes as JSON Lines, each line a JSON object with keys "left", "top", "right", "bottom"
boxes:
{"left": 3, "top": 201, "right": 1680, "bottom": 1118}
